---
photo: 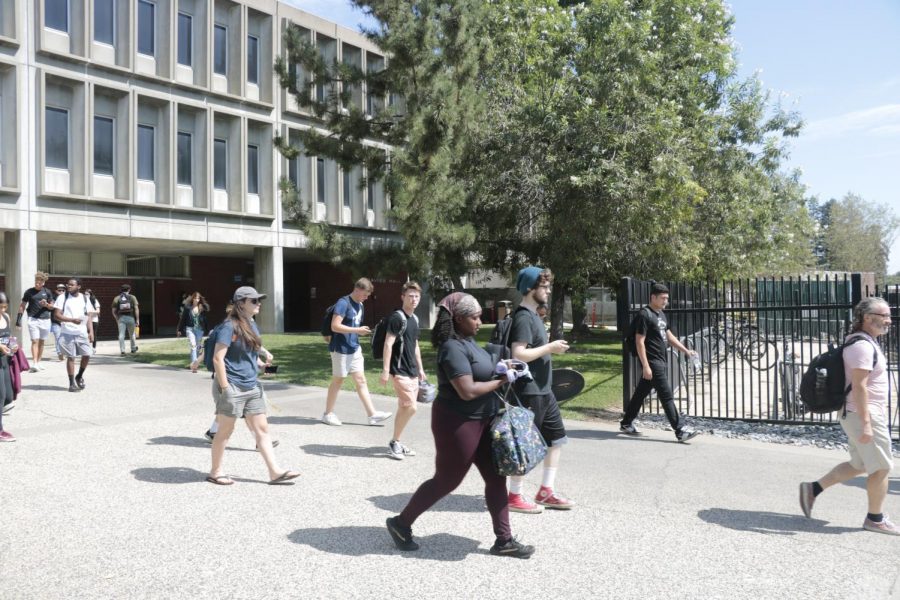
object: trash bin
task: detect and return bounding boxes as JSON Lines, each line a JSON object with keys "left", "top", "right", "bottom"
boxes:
{"left": 497, "top": 300, "right": 512, "bottom": 321}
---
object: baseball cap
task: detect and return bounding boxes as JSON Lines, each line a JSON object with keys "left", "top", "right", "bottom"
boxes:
{"left": 233, "top": 286, "right": 266, "bottom": 302}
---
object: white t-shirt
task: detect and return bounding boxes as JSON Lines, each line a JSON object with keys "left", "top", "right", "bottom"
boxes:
{"left": 60, "top": 293, "right": 89, "bottom": 335}
{"left": 843, "top": 333, "right": 888, "bottom": 413}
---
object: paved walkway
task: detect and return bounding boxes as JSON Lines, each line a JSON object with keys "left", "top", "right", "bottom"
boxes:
{"left": 1, "top": 342, "right": 899, "bottom": 599}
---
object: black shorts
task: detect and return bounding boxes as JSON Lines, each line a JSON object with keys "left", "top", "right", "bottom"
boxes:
{"left": 518, "top": 391, "right": 567, "bottom": 446}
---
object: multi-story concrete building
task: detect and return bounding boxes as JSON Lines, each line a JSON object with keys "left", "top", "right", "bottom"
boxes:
{"left": 0, "top": 0, "right": 405, "bottom": 340}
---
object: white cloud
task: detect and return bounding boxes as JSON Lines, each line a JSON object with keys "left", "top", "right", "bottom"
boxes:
{"left": 804, "top": 104, "right": 900, "bottom": 140}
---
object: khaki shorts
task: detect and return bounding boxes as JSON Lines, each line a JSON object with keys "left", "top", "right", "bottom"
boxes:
{"left": 840, "top": 409, "right": 894, "bottom": 475}
{"left": 331, "top": 349, "right": 364, "bottom": 378}
{"left": 392, "top": 375, "right": 419, "bottom": 408}
{"left": 213, "top": 381, "right": 267, "bottom": 418}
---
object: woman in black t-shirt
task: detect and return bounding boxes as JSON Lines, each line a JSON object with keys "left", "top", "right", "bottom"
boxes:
{"left": 0, "top": 292, "right": 17, "bottom": 442}
{"left": 385, "top": 292, "right": 535, "bottom": 559}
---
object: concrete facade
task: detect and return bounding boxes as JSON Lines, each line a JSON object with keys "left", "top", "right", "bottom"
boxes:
{"left": 0, "top": 0, "right": 403, "bottom": 340}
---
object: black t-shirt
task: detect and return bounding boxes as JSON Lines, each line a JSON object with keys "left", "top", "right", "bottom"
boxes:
{"left": 510, "top": 305, "right": 552, "bottom": 395}
{"left": 22, "top": 287, "right": 55, "bottom": 319}
{"left": 635, "top": 307, "right": 668, "bottom": 362}
{"left": 387, "top": 310, "right": 419, "bottom": 378}
{"left": 436, "top": 338, "right": 500, "bottom": 420}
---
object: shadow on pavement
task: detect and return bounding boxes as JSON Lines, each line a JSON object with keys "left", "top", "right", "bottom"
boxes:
{"left": 697, "top": 508, "right": 858, "bottom": 535}
{"left": 287, "top": 526, "right": 482, "bottom": 561}
{"left": 301, "top": 444, "right": 387, "bottom": 459}
{"left": 268, "top": 416, "right": 323, "bottom": 426}
{"left": 367, "top": 493, "right": 486, "bottom": 514}
{"left": 842, "top": 477, "right": 900, "bottom": 495}
{"left": 145, "top": 436, "right": 255, "bottom": 452}
{"left": 566, "top": 429, "right": 678, "bottom": 444}
{"left": 131, "top": 466, "right": 209, "bottom": 484}
{"left": 26, "top": 384, "right": 70, "bottom": 392}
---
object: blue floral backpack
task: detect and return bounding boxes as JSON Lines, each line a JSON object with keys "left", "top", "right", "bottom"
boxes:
{"left": 490, "top": 389, "right": 548, "bottom": 477}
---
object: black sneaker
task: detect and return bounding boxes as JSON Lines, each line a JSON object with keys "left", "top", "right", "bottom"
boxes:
{"left": 204, "top": 430, "right": 215, "bottom": 443}
{"left": 68, "top": 383, "right": 80, "bottom": 393}
{"left": 619, "top": 422, "right": 640, "bottom": 435}
{"left": 677, "top": 429, "right": 700, "bottom": 443}
{"left": 386, "top": 516, "right": 419, "bottom": 551}
{"left": 490, "top": 537, "right": 535, "bottom": 559}
{"left": 131, "top": 347, "right": 139, "bottom": 354}
{"left": 75, "top": 377, "right": 85, "bottom": 390}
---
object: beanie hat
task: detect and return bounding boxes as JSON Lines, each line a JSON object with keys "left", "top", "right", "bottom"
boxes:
{"left": 516, "top": 266, "right": 543, "bottom": 294}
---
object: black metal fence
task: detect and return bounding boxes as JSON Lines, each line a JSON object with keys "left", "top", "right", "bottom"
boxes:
{"left": 618, "top": 275, "right": 900, "bottom": 439}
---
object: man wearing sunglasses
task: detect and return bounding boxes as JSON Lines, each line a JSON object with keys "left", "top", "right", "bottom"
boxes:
{"left": 799, "top": 297, "right": 898, "bottom": 535}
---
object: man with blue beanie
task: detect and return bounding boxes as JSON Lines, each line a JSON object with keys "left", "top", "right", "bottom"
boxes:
{"left": 507, "top": 266, "right": 575, "bottom": 513}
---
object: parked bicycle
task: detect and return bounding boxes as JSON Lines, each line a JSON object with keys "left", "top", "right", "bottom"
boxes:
{"left": 684, "top": 317, "right": 778, "bottom": 371}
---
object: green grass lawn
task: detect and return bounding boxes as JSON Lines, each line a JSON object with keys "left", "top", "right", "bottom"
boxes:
{"left": 133, "top": 326, "right": 623, "bottom": 420}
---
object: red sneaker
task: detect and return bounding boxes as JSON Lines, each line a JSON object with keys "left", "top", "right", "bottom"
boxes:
{"left": 535, "top": 486, "right": 575, "bottom": 510}
{"left": 508, "top": 492, "right": 543, "bottom": 514}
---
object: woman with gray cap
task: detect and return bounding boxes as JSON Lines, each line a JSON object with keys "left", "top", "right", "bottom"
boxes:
{"left": 207, "top": 286, "right": 298, "bottom": 485}
{"left": 386, "top": 292, "right": 535, "bottom": 558}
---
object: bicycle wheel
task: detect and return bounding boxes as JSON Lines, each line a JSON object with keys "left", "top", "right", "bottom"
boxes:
{"left": 740, "top": 335, "right": 778, "bottom": 371}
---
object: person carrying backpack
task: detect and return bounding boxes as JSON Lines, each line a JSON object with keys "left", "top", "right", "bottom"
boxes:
{"left": 53, "top": 278, "right": 94, "bottom": 393}
{"left": 799, "top": 297, "right": 898, "bottom": 535}
{"left": 379, "top": 281, "right": 426, "bottom": 460}
{"left": 111, "top": 284, "right": 140, "bottom": 356}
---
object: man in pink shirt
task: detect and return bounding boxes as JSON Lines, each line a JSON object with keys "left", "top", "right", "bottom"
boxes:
{"left": 799, "top": 297, "right": 897, "bottom": 535}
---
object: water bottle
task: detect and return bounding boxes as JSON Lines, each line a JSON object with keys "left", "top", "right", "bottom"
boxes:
{"left": 8, "top": 336, "right": 17, "bottom": 353}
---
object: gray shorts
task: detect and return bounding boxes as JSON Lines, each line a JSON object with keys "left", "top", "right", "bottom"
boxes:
{"left": 840, "top": 409, "right": 894, "bottom": 475}
{"left": 212, "top": 380, "right": 267, "bottom": 418}
{"left": 59, "top": 333, "right": 94, "bottom": 358}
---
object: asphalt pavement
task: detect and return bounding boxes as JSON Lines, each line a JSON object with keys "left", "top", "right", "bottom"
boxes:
{"left": 1, "top": 340, "right": 899, "bottom": 599}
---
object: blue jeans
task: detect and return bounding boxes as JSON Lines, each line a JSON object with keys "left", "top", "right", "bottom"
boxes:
{"left": 187, "top": 326, "right": 204, "bottom": 362}
{"left": 51, "top": 322, "right": 62, "bottom": 356}
{"left": 117, "top": 316, "right": 137, "bottom": 353}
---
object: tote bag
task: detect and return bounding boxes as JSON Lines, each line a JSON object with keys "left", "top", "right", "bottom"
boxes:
{"left": 490, "top": 390, "right": 547, "bottom": 477}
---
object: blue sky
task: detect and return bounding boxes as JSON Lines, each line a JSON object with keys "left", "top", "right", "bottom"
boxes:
{"left": 285, "top": 0, "right": 900, "bottom": 272}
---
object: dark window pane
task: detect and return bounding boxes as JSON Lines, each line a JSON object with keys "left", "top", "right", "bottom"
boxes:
{"left": 46, "top": 0, "right": 68, "bottom": 32}
{"left": 247, "top": 35, "right": 259, "bottom": 84}
{"left": 93, "top": 116, "right": 114, "bottom": 176}
{"left": 177, "top": 132, "right": 191, "bottom": 186}
{"left": 288, "top": 157, "right": 299, "bottom": 188}
{"left": 214, "top": 25, "right": 227, "bottom": 75}
{"left": 342, "top": 170, "right": 351, "bottom": 207}
{"left": 177, "top": 13, "right": 192, "bottom": 66}
{"left": 247, "top": 145, "right": 259, "bottom": 194}
{"left": 316, "top": 158, "right": 325, "bottom": 204}
{"left": 94, "top": 0, "right": 114, "bottom": 44}
{"left": 137, "top": 124, "right": 154, "bottom": 180}
{"left": 214, "top": 138, "right": 227, "bottom": 190}
{"left": 45, "top": 107, "right": 69, "bottom": 169}
{"left": 137, "top": 0, "right": 155, "bottom": 55}
{"left": 367, "top": 179, "right": 375, "bottom": 211}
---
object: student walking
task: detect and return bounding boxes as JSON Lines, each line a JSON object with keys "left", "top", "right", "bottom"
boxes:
{"left": 379, "top": 281, "right": 426, "bottom": 460}
{"left": 799, "top": 297, "right": 899, "bottom": 534}
{"left": 53, "top": 279, "right": 94, "bottom": 393}
{"left": 620, "top": 283, "right": 700, "bottom": 442}
{"left": 50, "top": 282, "right": 66, "bottom": 361}
{"left": 177, "top": 291, "right": 209, "bottom": 373}
{"left": 207, "top": 286, "right": 298, "bottom": 486}
{"left": 15, "top": 272, "right": 55, "bottom": 371}
{"left": 321, "top": 278, "right": 391, "bottom": 426}
{"left": 0, "top": 292, "right": 17, "bottom": 442}
{"left": 507, "top": 267, "right": 575, "bottom": 512}
{"left": 84, "top": 289, "right": 101, "bottom": 350}
{"left": 112, "top": 284, "right": 140, "bottom": 356}
{"left": 386, "top": 292, "right": 534, "bottom": 558}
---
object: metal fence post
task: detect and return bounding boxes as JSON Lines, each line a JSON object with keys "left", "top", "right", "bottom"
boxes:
{"left": 619, "top": 277, "right": 633, "bottom": 410}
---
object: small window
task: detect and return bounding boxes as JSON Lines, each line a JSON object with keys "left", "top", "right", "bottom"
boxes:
{"left": 342, "top": 169, "right": 351, "bottom": 208}
{"left": 177, "top": 132, "right": 191, "bottom": 186}
{"left": 93, "top": 116, "right": 114, "bottom": 176}
{"left": 137, "top": 124, "right": 154, "bottom": 181}
{"left": 247, "top": 35, "right": 259, "bottom": 85}
{"left": 46, "top": 0, "right": 69, "bottom": 33}
{"left": 213, "top": 25, "right": 227, "bottom": 75}
{"left": 247, "top": 144, "right": 259, "bottom": 194}
{"left": 137, "top": 0, "right": 155, "bottom": 56}
{"left": 177, "top": 13, "right": 192, "bottom": 67}
{"left": 288, "top": 156, "right": 299, "bottom": 188}
{"left": 316, "top": 158, "right": 325, "bottom": 204}
{"left": 94, "top": 0, "right": 115, "bottom": 45}
{"left": 367, "top": 178, "right": 375, "bottom": 211}
{"left": 214, "top": 138, "right": 227, "bottom": 190}
{"left": 45, "top": 107, "right": 69, "bottom": 169}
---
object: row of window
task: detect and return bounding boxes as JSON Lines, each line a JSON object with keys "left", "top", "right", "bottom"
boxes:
{"left": 45, "top": 0, "right": 261, "bottom": 85}
{"left": 45, "top": 107, "right": 262, "bottom": 193}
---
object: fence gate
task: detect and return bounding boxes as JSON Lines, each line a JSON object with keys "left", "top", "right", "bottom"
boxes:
{"left": 618, "top": 275, "right": 900, "bottom": 440}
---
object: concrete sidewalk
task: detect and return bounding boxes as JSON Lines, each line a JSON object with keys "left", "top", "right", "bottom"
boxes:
{"left": 1, "top": 349, "right": 899, "bottom": 599}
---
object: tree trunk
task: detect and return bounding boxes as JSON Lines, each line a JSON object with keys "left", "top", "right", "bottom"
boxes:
{"left": 550, "top": 281, "right": 566, "bottom": 340}
{"left": 570, "top": 287, "right": 590, "bottom": 339}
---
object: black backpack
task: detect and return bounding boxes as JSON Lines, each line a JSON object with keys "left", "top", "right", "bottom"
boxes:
{"left": 202, "top": 321, "right": 227, "bottom": 372}
{"left": 321, "top": 295, "right": 350, "bottom": 342}
{"left": 624, "top": 307, "right": 651, "bottom": 357}
{"left": 371, "top": 310, "right": 409, "bottom": 360}
{"left": 799, "top": 335, "right": 877, "bottom": 414}
{"left": 488, "top": 306, "right": 527, "bottom": 360}
{"left": 116, "top": 292, "right": 134, "bottom": 314}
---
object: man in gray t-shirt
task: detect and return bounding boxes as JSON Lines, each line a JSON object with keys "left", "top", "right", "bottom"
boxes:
{"left": 507, "top": 266, "right": 574, "bottom": 513}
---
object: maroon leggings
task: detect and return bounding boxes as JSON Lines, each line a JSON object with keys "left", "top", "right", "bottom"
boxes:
{"left": 399, "top": 400, "right": 511, "bottom": 542}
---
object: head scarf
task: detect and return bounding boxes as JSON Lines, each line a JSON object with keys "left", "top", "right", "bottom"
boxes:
{"left": 439, "top": 292, "right": 481, "bottom": 318}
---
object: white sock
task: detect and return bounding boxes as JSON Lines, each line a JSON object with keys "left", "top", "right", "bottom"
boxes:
{"left": 541, "top": 466, "right": 558, "bottom": 490}
{"left": 209, "top": 419, "right": 218, "bottom": 434}
{"left": 509, "top": 476, "right": 524, "bottom": 495}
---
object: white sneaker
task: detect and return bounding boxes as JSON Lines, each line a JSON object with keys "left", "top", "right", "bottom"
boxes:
{"left": 368, "top": 411, "right": 393, "bottom": 426}
{"left": 29, "top": 366, "right": 39, "bottom": 373}
{"left": 37, "top": 363, "right": 46, "bottom": 371}
{"left": 388, "top": 440, "right": 416, "bottom": 460}
{"left": 321, "top": 412, "right": 342, "bottom": 426}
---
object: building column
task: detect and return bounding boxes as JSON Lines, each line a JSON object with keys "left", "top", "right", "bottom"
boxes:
{"left": 5, "top": 230, "right": 38, "bottom": 347}
{"left": 254, "top": 246, "right": 284, "bottom": 334}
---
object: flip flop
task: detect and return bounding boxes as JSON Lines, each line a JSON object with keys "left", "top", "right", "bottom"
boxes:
{"left": 206, "top": 475, "right": 234, "bottom": 486}
{"left": 268, "top": 471, "right": 300, "bottom": 485}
